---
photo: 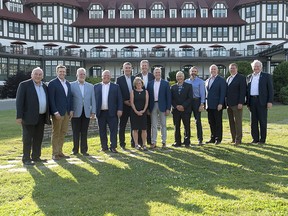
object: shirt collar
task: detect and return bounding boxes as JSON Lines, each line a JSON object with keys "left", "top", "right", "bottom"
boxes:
{"left": 102, "top": 82, "right": 110, "bottom": 86}
{"left": 57, "top": 77, "right": 66, "bottom": 83}
{"left": 33, "top": 80, "right": 43, "bottom": 87}
{"left": 77, "top": 80, "right": 85, "bottom": 85}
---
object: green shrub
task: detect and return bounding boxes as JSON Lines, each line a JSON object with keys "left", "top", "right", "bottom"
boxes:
{"left": 85, "top": 76, "right": 102, "bottom": 85}
{"left": 279, "top": 85, "right": 288, "bottom": 105}
{"left": 273, "top": 61, "right": 288, "bottom": 100}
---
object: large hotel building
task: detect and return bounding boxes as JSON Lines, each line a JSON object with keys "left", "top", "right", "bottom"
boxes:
{"left": 0, "top": 0, "right": 287, "bottom": 83}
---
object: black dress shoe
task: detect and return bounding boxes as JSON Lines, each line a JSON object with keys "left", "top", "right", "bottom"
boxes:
{"left": 257, "top": 141, "right": 265, "bottom": 145}
{"left": 32, "top": 158, "right": 48, "bottom": 163}
{"left": 110, "top": 148, "right": 118, "bottom": 153}
{"left": 251, "top": 140, "right": 259, "bottom": 144}
{"left": 172, "top": 143, "right": 181, "bottom": 147}
{"left": 70, "top": 152, "right": 78, "bottom": 155}
{"left": 82, "top": 152, "right": 90, "bottom": 156}
{"left": 185, "top": 144, "right": 190, "bottom": 148}
{"left": 206, "top": 140, "right": 215, "bottom": 144}
{"left": 23, "top": 161, "right": 35, "bottom": 166}
{"left": 100, "top": 148, "right": 109, "bottom": 152}
{"left": 214, "top": 141, "right": 221, "bottom": 145}
{"left": 197, "top": 141, "right": 204, "bottom": 146}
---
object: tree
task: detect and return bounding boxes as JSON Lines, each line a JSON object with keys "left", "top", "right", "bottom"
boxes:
{"left": 0, "top": 71, "right": 31, "bottom": 99}
{"left": 272, "top": 61, "right": 288, "bottom": 100}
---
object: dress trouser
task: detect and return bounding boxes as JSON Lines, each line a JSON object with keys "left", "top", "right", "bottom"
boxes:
{"left": 71, "top": 108, "right": 90, "bottom": 154}
{"left": 151, "top": 102, "right": 167, "bottom": 144}
{"left": 51, "top": 112, "right": 69, "bottom": 156}
{"left": 172, "top": 109, "right": 191, "bottom": 145}
{"left": 119, "top": 104, "right": 134, "bottom": 147}
{"left": 207, "top": 109, "right": 223, "bottom": 142}
{"left": 227, "top": 105, "right": 243, "bottom": 142}
{"left": 22, "top": 114, "right": 45, "bottom": 162}
{"left": 191, "top": 99, "right": 203, "bottom": 142}
{"left": 249, "top": 97, "right": 268, "bottom": 142}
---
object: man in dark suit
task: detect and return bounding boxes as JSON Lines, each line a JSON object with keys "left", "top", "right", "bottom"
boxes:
{"left": 48, "top": 64, "right": 73, "bottom": 160}
{"left": 247, "top": 60, "right": 273, "bottom": 144}
{"left": 94, "top": 70, "right": 123, "bottom": 153}
{"left": 226, "top": 63, "right": 247, "bottom": 146}
{"left": 205, "top": 64, "right": 227, "bottom": 144}
{"left": 116, "top": 62, "right": 135, "bottom": 149}
{"left": 16, "top": 67, "right": 50, "bottom": 165}
{"left": 147, "top": 67, "right": 171, "bottom": 148}
{"left": 171, "top": 71, "right": 193, "bottom": 147}
{"left": 135, "top": 60, "right": 154, "bottom": 146}
{"left": 70, "top": 68, "right": 96, "bottom": 156}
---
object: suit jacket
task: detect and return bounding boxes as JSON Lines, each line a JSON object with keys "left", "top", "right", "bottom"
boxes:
{"left": 147, "top": 79, "right": 171, "bottom": 112}
{"left": 116, "top": 75, "right": 135, "bottom": 102}
{"left": 94, "top": 82, "right": 123, "bottom": 118}
{"left": 135, "top": 72, "right": 154, "bottom": 89}
{"left": 205, "top": 75, "right": 227, "bottom": 109}
{"left": 71, "top": 81, "right": 96, "bottom": 118}
{"left": 246, "top": 72, "right": 274, "bottom": 106}
{"left": 226, "top": 73, "right": 247, "bottom": 107}
{"left": 48, "top": 77, "right": 72, "bottom": 116}
{"left": 16, "top": 79, "right": 50, "bottom": 125}
{"left": 171, "top": 82, "right": 193, "bottom": 113}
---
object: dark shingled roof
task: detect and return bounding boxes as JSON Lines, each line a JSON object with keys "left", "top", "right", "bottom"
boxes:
{"left": 25, "top": 0, "right": 82, "bottom": 8}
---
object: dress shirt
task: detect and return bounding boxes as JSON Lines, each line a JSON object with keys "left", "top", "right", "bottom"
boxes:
{"left": 185, "top": 77, "right": 205, "bottom": 103}
{"left": 78, "top": 81, "right": 85, "bottom": 98}
{"left": 125, "top": 75, "right": 133, "bottom": 93}
{"left": 101, "top": 82, "right": 110, "bottom": 110}
{"left": 227, "top": 74, "right": 236, "bottom": 85}
{"left": 142, "top": 74, "right": 148, "bottom": 88}
{"left": 34, "top": 81, "right": 47, "bottom": 114}
{"left": 58, "top": 77, "right": 68, "bottom": 96}
{"left": 250, "top": 72, "right": 260, "bottom": 96}
{"left": 208, "top": 75, "right": 217, "bottom": 89}
{"left": 153, "top": 79, "right": 161, "bottom": 101}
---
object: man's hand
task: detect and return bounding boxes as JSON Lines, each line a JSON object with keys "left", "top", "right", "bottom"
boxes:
{"left": 117, "top": 110, "right": 123, "bottom": 118}
{"left": 16, "top": 118, "right": 22, "bottom": 125}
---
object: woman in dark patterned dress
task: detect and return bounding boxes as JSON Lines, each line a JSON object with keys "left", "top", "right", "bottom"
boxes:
{"left": 130, "top": 77, "right": 149, "bottom": 150}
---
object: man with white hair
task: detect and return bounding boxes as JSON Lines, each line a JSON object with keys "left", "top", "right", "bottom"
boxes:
{"left": 16, "top": 67, "right": 50, "bottom": 165}
{"left": 70, "top": 68, "right": 96, "bottom": 156}
{"left": 247, "top": 60, "right": 273, "bottom": 144}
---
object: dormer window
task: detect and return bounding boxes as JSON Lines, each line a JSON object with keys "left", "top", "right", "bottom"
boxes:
{"left": 213, "top": 3, "right": 227, "bottom": 18}
{"left": 182, "top": 3, "right": 196, "bottom": 18}
{"left": 6, "top": 0, "right": 23, "bottom": 13}
{"left": 108, "top": 9, "right": 115, "bottom": 19}
{"left": 170, "top": 9, "right": 177, "bottom": 18}
{"left": 201, "top": 8, "right": 208, "bottom": 18}
{"left": 120, "top": 4, "right": 134, "bottom": 19}
{"left": 151, "top": 3, "right": 165, "bottom": 18}
{"left": 89, "top": 4, "right": 103, "bottom": 19}
{"left": 139, "top": 9, "right": 146, "bottom": 18}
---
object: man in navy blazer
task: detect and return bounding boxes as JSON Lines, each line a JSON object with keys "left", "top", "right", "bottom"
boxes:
{"left": 135, "top": 60, "right": 154, "bottom": 145}
{"left": 116, "top": 62, "right": 135, "bottom": 149}
{"left": 205, "top": 64, "right": 227, "bottom": 144}
{"left": 147, "top": 67, "right": 171, "bottom": 148}
{"left": 70, "top": 68, "right": 96, "bottom": 156}
{"left": 16, "top": 67, "right": 50, "bottom": 165}
{"left": 247, "top": 60, "right": 273, "bottom": 144}
{"left": 48, "top": 65, "right": 73, "bottom": 160}
{"left": 94, "top": 70, "right": 123, "bottom": 153}
{"left": 226, "top": 63, "right": 247, "bottom": 145}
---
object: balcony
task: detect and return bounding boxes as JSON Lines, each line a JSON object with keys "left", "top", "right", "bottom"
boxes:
{"left": 0, "top": 45, "right": 264, "bottom": 60}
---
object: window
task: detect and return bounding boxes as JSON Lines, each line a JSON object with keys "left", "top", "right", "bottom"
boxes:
{"left": 63, "top": 7, "right": 73, "bottom": 19}
{"left": 212, "top": 27, "right": 228, "bottom": 38}
{"left": 181, "top": 27, "right": 197, "bottom": 38}
{"left": 170, "top": 9, "right": 177, "bottom": 18}
{"left": 79, "top": 28, "right": 84, "bottom": 39}
{"left": 140, "top": 28, "right": 146, "bottom": 38}
{"left": 120, "top": 4, "right": 134, "bottom": 19}
{"left": 150, "top": 27, "right": 166, "bottom": 38}
{"left": 201, "top": 8, "right": 208, "bottom": 18}
{"left": 171, "top": 27, "right": 176, "bottom": 38}
{"left": 139, "top": 9, "right": 146, "bottom": 18}
{"left": 8, "top": 21, "right": 25, "bottom": 34}
{"left": 246, "top": 24, "right": 256, "bottom": 36}
{"left": 64, "top": 26, "right": 73, "bottom": 37}
{"left": 42, "top": 6, "right": 53, "bottom": 17}
{"left": 213, "top": 3, "right": 227, "bottom": 18}
{"left": 109, "top": 28, "right": 114, "bottom": 39}
{"left": 89, "top": 4, "right": 103, "bottom": 19}
{"left": 181, "top": 3, "right": 196, "bottom": 18}
{"left": 119, "top": 28, "right": 136, "bottom": 39}
{"left": 30, "top": 25, "right": 35, "bottom": 37}
{"left": 43, "top": 24, "right": 53, "bottom": 36}
{"left": 108, "top": 9, "right": 115, "bottom": 19}
{"left": 267, "top": 22, "right": 278, "bottom": 34}
{"left": 89, "top": 28, "right": 105, "bottom": 39}
{"left": 9, "top": 58, "right": 18, "bottom": 75}
{"left": 0, "top": 20, "right": 2, "bottom": 32}
{"left": 267, "top": 4, "right": 278, "bottom": 15}
{"left": 246, "top": 6, "right": 256, "bottom": 18}
{"left": 151, "top": 3, "right": 165, "bottom": 18}
{"left": 233, "top": 27, "right": 238, "bottom": 38}
{"left": 8, "top": 0, "right": 23, "bottom": 13}
{"left": 0, "top": 58, "right": 8, "bottom": 75}
{"left": 202, "top": 27, "right": 207, "bottom": 38}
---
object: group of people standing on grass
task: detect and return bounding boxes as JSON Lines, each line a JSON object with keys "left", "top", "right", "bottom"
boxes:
{"left": 16, "top": 59, "right": 274, "bottom": 166}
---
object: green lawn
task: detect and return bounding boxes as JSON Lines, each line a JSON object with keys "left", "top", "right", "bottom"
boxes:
{"left": 0, "top": 106, "right": 288, "bottom": 215}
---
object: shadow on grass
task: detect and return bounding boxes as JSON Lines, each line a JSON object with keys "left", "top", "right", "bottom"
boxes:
{"left": 27, "top": 142, "right": 288, "bottom": 215}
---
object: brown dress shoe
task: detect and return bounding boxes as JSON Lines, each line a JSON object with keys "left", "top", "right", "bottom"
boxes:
{"left": 52, "top": 155, "right": 61, "bottom": 160}
{"left": 58, "top": 153, "right": 70, "bottom": 159}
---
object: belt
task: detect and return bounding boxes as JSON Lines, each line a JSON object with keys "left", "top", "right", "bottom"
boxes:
{"left": 154, "top": 101, "right": 158, "bottom": 102}
{"left": 192, "top": 98, "right": 200, "bottom": 101}
{"left": 101, "top": 109, "right": 108, "bottom": 111}
{"left": 250, "top": 95, "right": 259, "bottom": 98}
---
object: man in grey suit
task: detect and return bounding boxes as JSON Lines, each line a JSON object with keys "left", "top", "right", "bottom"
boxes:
{"left": 71, "top": 68, "right": 96, "bottom": 156}
{"left": 16, "top": 67, "right": 50, "bottom": 165}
